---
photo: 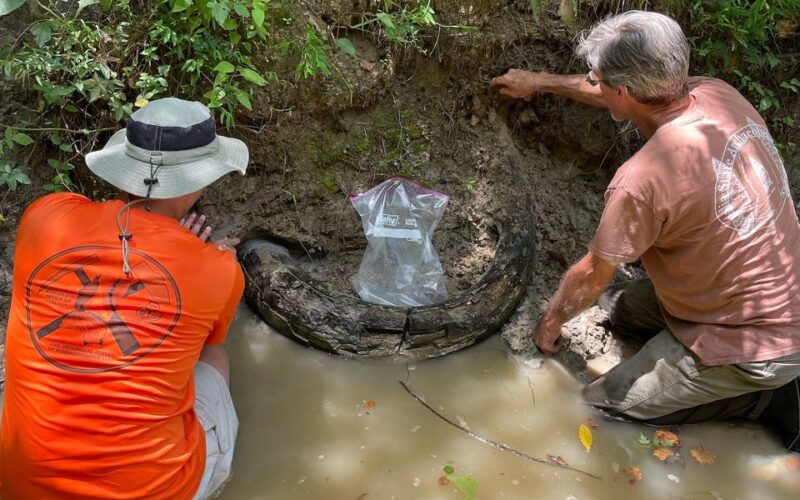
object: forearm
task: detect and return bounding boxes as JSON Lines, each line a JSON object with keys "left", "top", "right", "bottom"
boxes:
{"left": 538, "top": 73, "right": 607, "bottom": 108}
{"left": 542, "top": 253, "right": 615, "bottom": 325}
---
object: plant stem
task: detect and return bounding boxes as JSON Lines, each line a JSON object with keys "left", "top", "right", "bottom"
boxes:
{"left": 399, "top": 381, "right": 604, "bottom": 481}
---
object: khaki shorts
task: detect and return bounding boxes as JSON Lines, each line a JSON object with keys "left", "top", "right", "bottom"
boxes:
{"left": 584, "top": 279, "right": 800, "bottom": 423}
{"left": 193, "top": 361, "right": 238, "bottom": 500}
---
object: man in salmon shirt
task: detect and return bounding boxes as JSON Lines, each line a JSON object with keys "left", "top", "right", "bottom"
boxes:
{"left": 0, "top": 98, "right": 247, "bottom": 497}
{"left": 493, "top": 11, "right": 800, "bottom": 451}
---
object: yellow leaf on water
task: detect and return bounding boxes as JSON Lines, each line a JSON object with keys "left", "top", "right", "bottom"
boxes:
{"left": 134, "top": 98, "right": 150, "bottom": 108}
{"left": 579, "top": 424, "right": 593, "bottom": 453}
{"left": 653, "top": 447, "right": 674, "bottom": 461}
{"left": 623, "top": 466, "right": 643, "bottom": 484}
{"left": 690, "top": 446, "right": 716, "bottom": 465}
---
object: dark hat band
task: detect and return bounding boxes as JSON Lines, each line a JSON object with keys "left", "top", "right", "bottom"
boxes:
{"left": 126, "top": 116, "right": 216, "bottom": 152}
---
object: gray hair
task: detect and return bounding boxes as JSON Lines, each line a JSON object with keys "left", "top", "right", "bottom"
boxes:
{"left": 576, "top": 11, "right": 689, "bottom": 105}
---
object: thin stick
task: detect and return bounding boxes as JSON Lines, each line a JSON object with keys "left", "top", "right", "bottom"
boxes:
{"left": 399, "top": 381, "right": 603, "bottom": 481}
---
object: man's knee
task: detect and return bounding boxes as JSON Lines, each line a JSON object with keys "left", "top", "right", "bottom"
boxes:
{"left": 598, "top": 278, "right": 665, "bottom": 336}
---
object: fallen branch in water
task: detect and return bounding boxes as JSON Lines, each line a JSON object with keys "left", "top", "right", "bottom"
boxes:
{"left": 399, "top": 381, "right": 603, "bottom": 481}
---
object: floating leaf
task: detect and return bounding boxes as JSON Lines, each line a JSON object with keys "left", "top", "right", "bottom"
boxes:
{"left": 637, "top": 432, "right": 652, "bottom": 447}
{"left": 587, "top": 417, "right": 599, "bottom": 429}
{"left": 623, "top": 466, "right": 643, "bottom": 484}
{"left": 786, "top": 455, "right": 800, "bottom": 470}
{"left": 364, "top": 400, "right": 376, "bottom": 409}
{"left": 450, "top": 475, "right": 478, "bottom": 500}
{"left": 442, "top": 464, "right": 455, "bottom": 475}
{"left": 653, "top": 447, "right": 674, "bottom": 461}
{"left": 690, "top": 446, "right": 716, "bottom": 465}
{"left": 578, "top": 424, "right": 593, "bottom": 453}
{"left": 546, "top": 455, "right": 568, "bottom": 467}
{"left": 134, "top": 98, "right": 149, "bottom": 108}
{"left": 437, "top": 475, "right": 450, "bottom": 486}
{"left": 654, "top": 429, "right": 680, "bottom": 448}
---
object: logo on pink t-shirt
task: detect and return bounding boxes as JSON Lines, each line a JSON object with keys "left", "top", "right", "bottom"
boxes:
{"left": 713, "top": 117, "right": 790, "bottom": 238}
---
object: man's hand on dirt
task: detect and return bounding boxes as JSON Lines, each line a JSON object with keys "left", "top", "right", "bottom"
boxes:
{"left": 214, "top": 236, "right": 240, "bottom": 256}
{"left": 532, "top": 312, "right": 562, "bottom": 355}
{"left": 180, "top": 212, "right": 212, "bottom": 242}
{"left": 180, "top": 212, "right": 239, "bottom": 256}
{"left": 491, "top": 69, "right": 542, "bottom": 99}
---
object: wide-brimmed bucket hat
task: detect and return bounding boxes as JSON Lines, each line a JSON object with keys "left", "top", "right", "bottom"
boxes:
{"left": 85, "top": 98, "right": 248, "bottom": 199}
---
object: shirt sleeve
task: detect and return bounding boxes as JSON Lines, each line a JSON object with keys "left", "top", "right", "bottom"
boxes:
{"left": 588, "top": 187, "right": 662, "bottom": 264}
{"left": 205, "top": 261, "right": 245, "bottom": 345}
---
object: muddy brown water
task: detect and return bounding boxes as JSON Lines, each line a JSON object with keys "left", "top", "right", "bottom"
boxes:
{"left": 218, "top": 307, "right": 800, "bottom": 500}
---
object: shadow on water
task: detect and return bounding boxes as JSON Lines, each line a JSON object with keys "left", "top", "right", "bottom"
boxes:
{"left": 221, "top": 307, "right": 800, "bottom": 499}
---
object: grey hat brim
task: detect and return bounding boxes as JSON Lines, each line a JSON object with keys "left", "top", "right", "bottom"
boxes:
{"left": 85, "top": 129, "right": 248, "bottom": 199}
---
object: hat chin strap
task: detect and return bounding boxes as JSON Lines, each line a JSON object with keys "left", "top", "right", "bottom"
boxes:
{"left": 115, "top": 151, "right": 164, "bottom": 275}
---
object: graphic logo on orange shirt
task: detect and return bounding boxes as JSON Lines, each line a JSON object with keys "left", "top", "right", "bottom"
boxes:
{"left": 25, "top": 246, "right": 181, "bottom": 372}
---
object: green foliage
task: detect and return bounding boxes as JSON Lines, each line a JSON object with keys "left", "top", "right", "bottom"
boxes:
{"left": 686, "top": 0, "right": 800, "bottom": 129}
{"left": 0, "top": 161, "right": 31, "bottom": 191}
{"left": 296, "top": 26, "right": 331, "bottom": 79}
{"left": 1, "top": 0, "right": 281, "bottom": 193}
{"left": 529, "top": 0, "right": 542, "bottom": 18}
{"left": 353, "top": 0, "right": 440, "bottom": 53}
{"left": 0, "top": 0, "right": 25, "bottom": 17}
{"left": 441, "top": 463, "right": 478, "bottom": 500}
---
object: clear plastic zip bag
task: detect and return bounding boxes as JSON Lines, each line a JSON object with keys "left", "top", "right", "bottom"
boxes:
{"left": 349, "top": 177, "right": 449, "bottom": 307}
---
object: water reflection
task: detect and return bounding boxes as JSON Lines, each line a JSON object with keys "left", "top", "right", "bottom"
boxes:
{"left": 222, "top": 307, "right": 800, "bottom": 499}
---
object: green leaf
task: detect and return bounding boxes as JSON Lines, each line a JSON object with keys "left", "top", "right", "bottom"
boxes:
{"left": 31, "top": 22, "right": 52, "bottom": 47}
{"left": 239, "top": 67, "right": 267, "bottom": 86}
{"left": 450, "top": 476, "right": 478, "bottom": 500}
{"left": 234, "top": 89, "right": 252, "bottom": 110}
{"left": 637, "top": 432, "right": 651, "bottom": 446}
{"left": 170, "top": 0, "right": 191, "bottom": 13}
{"left": 11, "top": 132, "right": 33, "bottom": 146}
{"left": 233, "top": 3, "right": 249, "bottom": 17}
{"left": 13, "top": 171, "right": 30, "bottom": 185}
{"left": 212, "top": 2, "right": 231, "bottom": 27}
{"left": 214, "top": 61, "right": 235, "bottom": 74}
{"left": 252, "top": 6, "right": 265, "bottom": 28}
{"left": 229, "top": 32, "right": 242, "bottom": 43}
{"left": 442, "top": 464, "right": 455, "bottom": 475}
{"left": 76, "top": 0, "right": 100, "bottom": 15}
{"left": 0, "top": 0, "right": 26, "bottom": 17}
{"left": 335, "top": 37, "right": 356, "bottom": 57}
{"left": 223, "top": 18, "right": 237, "bottom": 30}
{"left": 100, "top": 0, "right": 112, "bottom": 11}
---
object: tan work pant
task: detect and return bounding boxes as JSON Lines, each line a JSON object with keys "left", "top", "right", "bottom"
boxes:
{"left": 583, "top": 279, "right": 800, "bottom": 425}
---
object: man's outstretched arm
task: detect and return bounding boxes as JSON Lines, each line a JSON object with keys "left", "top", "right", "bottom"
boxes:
{"left": 491, "top": 70, "right": 607, "bottom": 108}
{"left": 533, "top": 251, "right": 617, "bottom": 354}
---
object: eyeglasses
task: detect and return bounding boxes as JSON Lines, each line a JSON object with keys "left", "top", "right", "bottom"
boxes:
{"left": 586, "top": 72, "right": 611, "bottom": 87}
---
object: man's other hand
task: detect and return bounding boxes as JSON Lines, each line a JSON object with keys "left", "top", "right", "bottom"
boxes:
{"left": 532, "top": 312, "right": 562, "bottom": 355}
{"left": 180, "top": 212, "right": 211, "bottom": 242}
{"left": 180, "top": 212, "right": 239, "bottom": 255}
{"left": 491, "top": 69, "right": 541, "bottom": 99}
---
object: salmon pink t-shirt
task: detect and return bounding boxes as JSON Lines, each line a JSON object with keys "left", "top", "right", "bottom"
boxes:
{"left": 0, "top": 193, "right": 244, "bottom": 499}
{"left": 590, "top": 77, "right": 800, "bottom": 366}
